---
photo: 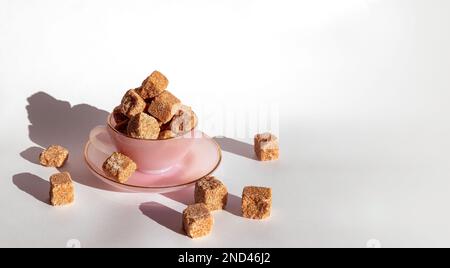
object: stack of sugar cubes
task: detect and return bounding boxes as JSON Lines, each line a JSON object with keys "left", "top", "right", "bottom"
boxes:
{"left": 112, "top": 70, "right": 197, "bottom": 140}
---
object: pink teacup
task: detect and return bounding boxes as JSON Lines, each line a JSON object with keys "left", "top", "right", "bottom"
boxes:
{"left": 89, "top": 115, "right": 199, "bottom": 174}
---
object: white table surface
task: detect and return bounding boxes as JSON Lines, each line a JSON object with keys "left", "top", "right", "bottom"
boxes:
{"left": 1, "top": 0, "right": 450, "bottom": 248}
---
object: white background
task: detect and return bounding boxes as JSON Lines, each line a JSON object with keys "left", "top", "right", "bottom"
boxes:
{"left": 1, "top": 0, "right": 450, "bottom": 248}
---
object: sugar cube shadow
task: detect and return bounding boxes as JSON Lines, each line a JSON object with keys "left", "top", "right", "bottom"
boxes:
{"left": 18, "top": 91, "right": 116, "bottom": 191}
{"left": 20, "top": 146, "right": 44, "bottom": 165}
{"left": 12, "top": 173, "right": 50, "bottom": 205}
{"left": 213, "top": 137, "right": 256, "bottom": 160}
{"left": 139, "top": 201, "right": 184, "bottom": 236}
{"left": 225, "top": 193, "right": 242, "bottom": 217}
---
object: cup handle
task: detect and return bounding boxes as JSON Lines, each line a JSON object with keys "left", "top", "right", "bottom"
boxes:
{"left": 89, "top": 125, "right": 116, "bottom": 155}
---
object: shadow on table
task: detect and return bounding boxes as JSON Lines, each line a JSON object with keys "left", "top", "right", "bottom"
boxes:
{"left": 12, "top": 173, "right": 50, "bottom": 205}
{"left": 162, "top": 186, "right": 195, "bottom": 205}
{"left": 225, "top": 193, "right": 242, "bottom": 217}
{"left": 139, "top": 201, "right": 184, "bottom": 236}
{"left": 15, "top": 91, "right": 116, "bottom": 192}
{"left": 213, "top": 137, "right": 256, "bottom": 160}
{"left": 20, "top": 146, "right": 44, "bottom": 165}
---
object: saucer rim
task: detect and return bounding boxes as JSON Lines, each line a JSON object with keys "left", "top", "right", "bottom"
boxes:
{"left": 83, "top": 132, "right": 222, "bottom": 190}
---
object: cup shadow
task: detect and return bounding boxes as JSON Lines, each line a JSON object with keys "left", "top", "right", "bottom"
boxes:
{"left": 20, "top": 91, "right": 116, "bottom": 191}
{"left": 12, "top": 173, "right": 50, "bottom": 205}
{"left": 139, "top": 201, "right": 184, "bottom": 236}
{"left": 213, "top": 137, "right": 256, "bottom": 160}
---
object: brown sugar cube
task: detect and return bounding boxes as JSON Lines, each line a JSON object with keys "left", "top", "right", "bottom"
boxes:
{"left": 194, "top": 176, "right": 228, "bottom": 211}
{"left": 138, "top": 70, "right": 169, "bottom": 99}
{"left": 254, "top": 133, "right": 279, "bottom": 161}
{"left": 50, "top": 172, "right": 74, "bottom": 206}
{"left": 182, "top": 203, "right": 213, "bottom": 239}
{"left": 148, "top": 91, "right": 181, "bottom": 124}
{"left": 170, "top": 105, "right": 198, "bottom": 134}
{"left": 120, "top": 89, "right": 146, "bottom": 118}
{"left": 39, "top": 145, "right": 69, "bottom": 168}
{"left": 112, "top": 106, "right": 128, "bottom": 124}
{"left": 102, "top": 152, "right": 137, "bottom": 183}
{"left": 158, "top": 130, "right": 177, "bottom": 139}
{"left": 242, "top": 186, "right": 272, "bottom": 220}
{"left": 127, "top": 113, "right": 160, "bottom": 139}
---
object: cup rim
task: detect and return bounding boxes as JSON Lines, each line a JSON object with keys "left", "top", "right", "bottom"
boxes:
{"left": 107, "top": 113, "right": 198, "bottom": 142}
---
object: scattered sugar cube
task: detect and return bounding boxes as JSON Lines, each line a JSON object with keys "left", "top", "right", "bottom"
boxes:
{"left": 50, "top": 172, "right": 74, "bottom": 206}
{"left": 120, "top": 89, "right": 146, "bottom": 118}
{"left": 39, "top": 145, "right": 69, "bottom": 168}
{"left": 182, "top": 203, "right": 213, "bottom": 238}
{"left": 102, "top": 152, "right": 137, "bottom": 183}
{"left": 138, "top": 70, "right": 169, "bottom": 99}
{"left": 242, "top": 186, "right": 272, "bottom": 220}
{"left": 127, "top": 112, "right": 160, "bottom": 139}
{"left": 148, "top": 91, "right": 181, "bottom": 124}
{"left": 254, "top": 133, "right": 279, "bottom": 161}
{"left": 195, "top": 176, "right": 228, "bottom": 211}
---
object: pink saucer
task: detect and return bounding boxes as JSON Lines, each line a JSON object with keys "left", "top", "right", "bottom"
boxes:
{"left": 84, "top": 131, "right": 222, "bottom": 193}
